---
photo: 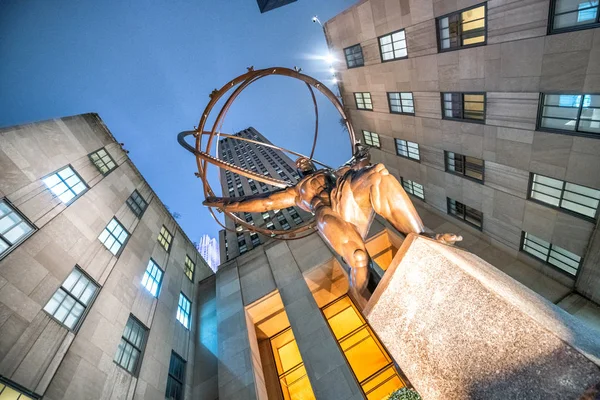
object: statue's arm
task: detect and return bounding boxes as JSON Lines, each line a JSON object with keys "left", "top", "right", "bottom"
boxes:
{"left": 203, "top": 187, "right": 297, "bottom": 213}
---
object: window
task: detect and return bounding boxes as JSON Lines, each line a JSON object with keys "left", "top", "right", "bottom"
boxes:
{"left": 354, "top": 92, "right": 373, "bottom": 110}
{"left": 158, "top": 225, "right": 173, "bottom": 252}
{"left": 176, "top": 293, "right": 191, "bottom": 329}
{"left": 43, "top": 267, "right": 99, "bottom": 330}
{"left": 379, "top": 29, "right": 407, "bottom": 61}
{"left": 270, "top": 327, "right": 315, "bottom": 400}
{"left": 141, "top": 259, "right": 163, "bottom": 297}
{"left": 445, "top": 151, "right": 484, "bottom": 182}
{"left": 322, "top": 296, "right": 406, "bottom": 399}
{"left": 126, "top": 190, "right": 148, "bottom": 217}
{"left": 538, "top": 94, "right": 600, "bottom": 136}
{"left": 387, "top": 92, "right": 414, "bottom": 115}
{"left": 344, "top": 44, "right": 364, "bottom": 68}
{"left": 549, "top": 0, "right": 599, "bottom": 33}
{"left": 114, "top": 315, "right": 147, "bottom": 375}
{"left": 165, "top": 351, "right": 186, "bottom": 400}
{"left": 184, "top": 255, "right": 195, "bottom": 281}
{"left": 363, "top": 131, "right": 380, "bottom": 148}
{"left": 250, "top": 233, "right": 260, "bottom": 246}
{"left": 521, "top": 232, "right": 582, "bottom": 276}
{"left": 437, "top": 4, "right": 486, "bottom": 51}
{"left": 42, "top": 166, "right": 87, "bottom": 204}
{"left": 89, "top": 148, "right": 117, "bottom": 175}
{"left": 529, "top": 173, "right": 600, "bottom": 219}
{"left": 0, "top": 199, "right": 35, "bottom": 259}
{"left": 442, "top": 92, "right": 485, "bottom": 122}
{"left": 395, "top": 139, "right": 420, "bottom": 161}
{"left": 98, "top": 217, "right": 129, "bottom": 255}
{"left": 0, "top": 377, "right": 38, "bottom": 400}
{"left": 401, "top": 178, "right": 425, "bottom": 200}
{"left": 447, "top": 198, "right": 483, "bottom": 229}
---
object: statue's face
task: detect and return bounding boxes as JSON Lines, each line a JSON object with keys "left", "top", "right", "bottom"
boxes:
{"left": 295, "top": 157, "right": 317, "bottom": 175}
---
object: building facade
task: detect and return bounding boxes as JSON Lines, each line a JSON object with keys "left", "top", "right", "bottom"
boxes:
{"left": 324, "top": 0, "right": 600, "bottom": 320}
{"left": 0, "top": 114, "right": 213, "bottom": 399}
{"left": 197, "top": 234, "right": 219, "bottom": 272}
{"left": 217, "top": 127, "right": 312, "bottom": 262}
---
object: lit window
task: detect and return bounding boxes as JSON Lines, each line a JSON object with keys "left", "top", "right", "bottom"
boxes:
{"left": 0, "top": 377, "right": 38, "bottom": 399}
{"left": 442, "top": 92, "right": 485, "bottom": 122}
{"left": 0, "top": 199, "right": 35, "bottom": 259}
{"left": 141, "top": 259, "right": 163, "bottom": 297}
{"left": 42, "top": 166, "right": 87, "bottom": 204}
{"left": 521, "top": 232, "right": 582, "bottom": 276}
{"left": 395, "top": 139, "right": 420, "bottom": 161}
{"left": 43, "top": 267, "right": 98, "bottom": 330}
{"left": 388, "top": 92, "right": 414, "bottom": 114}
{"left": 184, "top": 255, "right": 195, "bottom": 281}
{"left": 114, "top": 315, "right": 147, "bottom": 375}
{"left": 538, "top": 94, "right": 600, "bottom": 136}
{"left": 550, "top": 0, "right": 599, "bottom": 32}
{"left": 98, "top": 218, "right": 129, "bottom": 255}
{"left": 529, "top": 173, "right": 600, "bottom": 219}
{"left": 447, "top": 198, "right": 483, "bottom": 229}
{"left": 270, "top": 328, "right": 316, "bottom": 400}
{"left": 176, "top": 293, "right": 191, "bottom": 329}
{"left": 158, "top": 225, "right": 173, "bottom": 252}
{"left": 344, "top": 44, "right": 364, "bottom": 68}
{"left": 126, "top": 190, "right": 148, "bottom": 218}
{"left": 379, "top": 29, "right": 407, "bottom": 61}
{"left": 165, "top": 351, "right": 186, "bottom": 400}
{"left": 445, "top": 151, "right": 484, "bottom": 182}
{"left": 363, "top": 131, "right": 380, "bottom": 148}
{"left": 89, "top": 148, "right": 117, "bottom": 175}
{"left": 437, "top": 4, "right": 486, "bottom": 51}
{"left": 401, "top": 178, "right": 425, "bottom": 200}
{"left": 354, "top": 92, "right": 373, "bottom": 110}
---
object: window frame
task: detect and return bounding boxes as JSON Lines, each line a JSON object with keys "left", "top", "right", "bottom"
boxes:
{"left": 98, "top": 217, "right": 130, "bottom": 256}
{"left": 88, "top": 147, "right": 117, "bottom": 176}
{"left": 519, "top": 231, "right": 583, "bottom": 277}
{"left": 536, "top": 92, "right": 600, "bottom": 139}
{"left": 362, "top": 130, "right": 381, "bottom": 148}
{"left": 113, "top": 314, "right": 149, "bottom": 376}
{"left": 378, "top": 29, "right": 408, "bottom": 62}
{"left": 387, "top": 92, "right": 415, "bottom": 115}
{"left": 126, "top": 190, "right": 148, "bottom": 218}
{"left": 0, "top": 198, "right": 37, "bottom": 262}
{"left": 436, "top": 2, "right": 488, "bottom": 53}
{"left": 446, "top": 197, "right": 484, "bottom": 230}
{"left": 165, "top": 351, "right": 187, "bottom": 400}
{"left": 158, "top": 225, "right": 173, "bottom": 253}
{"left": 441, "top": 92, "right": 486, "bottom": 123}
{"left": 176, "top": 292, "right": 191, "bottom": 330}
{"left": 141, "top": 258, "right": 164, "bottom": 297}
{"left": 354, "top": 92, "right": 374, "bottom": 111}
{"left": 547, "top": 0, "right": 600, "bottom": 34}
{"left": 41, "top": 165, "right": 88, "bottom": 206}
{"left": 444, "top": 151, "right": 485, "bottom": 183}
{"left": 0, "top": 376, "right": 41, "bottom": 399}
{"left": 184, "top": 255, "right": 195, "bottom": 282}
{"left": 343, "top": 44, "right": 365, "bottom": 69}
{"left": 400, "top": 177, "right": 425, "bottom": 200}
{"left": 395, "top": 139, "right": 420, "bottom": 162}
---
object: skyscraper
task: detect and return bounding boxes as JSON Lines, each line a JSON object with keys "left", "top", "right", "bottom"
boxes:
{"left": 217, "top": 127, "right": 312, "bottom": 261}
{"left": 197, "top": 234, "right": 220, "bottom": 272}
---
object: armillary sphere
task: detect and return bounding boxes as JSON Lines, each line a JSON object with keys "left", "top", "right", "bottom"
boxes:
{"left": 178, "top": 66, "right": 357, "bottom": 240}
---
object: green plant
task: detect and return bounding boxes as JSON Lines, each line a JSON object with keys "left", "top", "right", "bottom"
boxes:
{"left": 388, "top": 387, "right": 422, "bottom": 400}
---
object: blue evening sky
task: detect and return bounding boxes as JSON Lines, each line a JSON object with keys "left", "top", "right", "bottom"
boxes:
{"left": 0, "top": 0, "right": 355, "bottom": 245}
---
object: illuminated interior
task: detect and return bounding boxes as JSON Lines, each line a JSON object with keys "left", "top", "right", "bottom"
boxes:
{"left": 461, "top": 5, "right": 486, "bottom": 46}
{"left": 270, "top": 328, "right": 316, "bottom": 400}
{"left": 322, "top": 295, "right": 405, "bottom": 399}
{"left": 365, "top": 230, "right": 402, "bottom": 271}
{"left": 0, "top": 380, "right": 36, "bottom": 400}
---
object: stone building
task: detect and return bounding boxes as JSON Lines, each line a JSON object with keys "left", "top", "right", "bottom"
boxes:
{"left": 0, "top": 114, "right": 213, "bottom": 399}
{"left": 324, "top": 0, "right": 600, "bottom": 324}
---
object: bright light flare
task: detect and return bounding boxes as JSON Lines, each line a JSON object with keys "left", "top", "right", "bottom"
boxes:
{"left": 325, "top": 53, "right": 335, "bottom": 64}
{"left": 329, "top": 67, "right": 335, "bottom": 74}
{"left": 332, "top": 78, "right": 338, "bottom": 84}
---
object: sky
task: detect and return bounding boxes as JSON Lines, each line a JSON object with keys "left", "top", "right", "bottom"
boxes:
{"left": 0, "top": 0, "right": 356, "bottom": 244}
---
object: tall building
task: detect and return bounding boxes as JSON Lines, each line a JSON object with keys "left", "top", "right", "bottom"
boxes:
{"left": 256, "top": 0, "right": 297, "bottom": 13}
{"left": 197, "top": 234, "right": 219, "bottom": 272}
{"left": 0, "top": 114, "right": 213, "bottom": 399}
{"left": 217, "top": 127, "right": 312, "bottom": 262}
{"left": 324, "top": 0, "right": 600, "bottom": 319}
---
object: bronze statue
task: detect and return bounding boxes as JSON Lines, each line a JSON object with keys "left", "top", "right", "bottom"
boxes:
{"left": 204, "top": 144, "right": 462, "bottom": 297}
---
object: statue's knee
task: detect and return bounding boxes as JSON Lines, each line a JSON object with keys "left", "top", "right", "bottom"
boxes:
{"left": 353, "top": 249, "right": 369, "bottom": 269}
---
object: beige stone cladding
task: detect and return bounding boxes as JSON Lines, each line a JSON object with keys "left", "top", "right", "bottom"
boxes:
{"left": 0, "top": 114, "right": 213, "bottom": 399}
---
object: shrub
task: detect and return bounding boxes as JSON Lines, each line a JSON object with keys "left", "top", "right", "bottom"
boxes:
{"left": 388, "top": 387, "right": 422, "bottom": 400}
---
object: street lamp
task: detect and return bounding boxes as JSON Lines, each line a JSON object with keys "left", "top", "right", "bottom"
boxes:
{"left": 312, "top": 16, "right": 322, "bottom": 26}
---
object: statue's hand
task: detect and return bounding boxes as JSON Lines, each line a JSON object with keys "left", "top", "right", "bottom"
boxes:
{"left": 435, "top": 233, "right": 463, "bottom": 245}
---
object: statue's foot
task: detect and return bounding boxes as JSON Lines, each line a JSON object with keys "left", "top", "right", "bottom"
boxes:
{"left": 434, "top": 233, "right": 463, "bottom": 245}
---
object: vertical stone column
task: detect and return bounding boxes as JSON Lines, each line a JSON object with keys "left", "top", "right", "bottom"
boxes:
{"left": 577, "top": 220, "right": 600, "bottom": 304}
{"left": 193, "top": 275, "right": 218, "bottom": 400}
{"left": 264, "top": 240, "right": 362, "bottom": 400}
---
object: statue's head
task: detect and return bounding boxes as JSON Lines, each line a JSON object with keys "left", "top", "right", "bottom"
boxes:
{"left": 295, "top": 157, "right": 317, "bottom": 177}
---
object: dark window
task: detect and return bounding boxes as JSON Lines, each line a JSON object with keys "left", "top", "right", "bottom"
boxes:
{"left": 158, "top": 225, "right": 173, "bottom": 252}
{"left": 549, "top": 0, "right": 600, "bottom": 33}
{"left": 529, "top": 173, "right": 600, "bottom": 219}
{"left": 388, "top": 92, "right": 414, "bottom": 114}
{"left": 42, "top": 166, "right": 87, "bottom": 204}
{"left": 0, "top": 376, "right": 39, "bottom": 399}
{"left": 442, "top": 92, "right": 485, "bottom": 122}
{"left": 141, "top": 259, "right": 163, "bottom": 297}
{"left": 114, "top": 315, "right": 148, "bottom": 375}
{"left": 176, "top": 293, "right": 191, "bottom": 329}
{"left": 344, "top": 44, "right": 364, "bottom": 68}
{"left": 89, "top": 147, "right": 117, "bottom": 175}
{"left": 98, "top": 217, "right": 129, "bottom": 255}
{"left": 126, "top": 190, "right": 148, "bottom": 217}
{"left": 379, "top": 29, "right": 407, "bottom": 61}
{"left": 437, "top": 3, "right": 486, "bottom": 51}
{"left": 401, "top": 178, "right": 425, "bottom": 200}
{"left": 538, "top": 94, "right": 600, "bottom": 137}
{"left": 395, "top": 139, "right": 420, "bottom": 161}
{"left": 43, "top": 267, "right": 99, "bottom": 330}
{"left": 354, "top": 92, "right": 373, "bottom": 110}
{"left": 445, "top": 151, "right": 484, "bottom": 182}
{"left": 521, "top": 231, "right": 582, "bottom": 276}
{"left": 165, "top": 351, "right": 186, "bottom": 400}
{"left": 363, "top": 131, "right": 381, "bottom": 148}
{"left": 447, "top": 198, "right": 483, "bottom": 229}
{"left": 0, "top": 199, "right": 35, "bottom": 260}
{"left": 251, "top": 232, "right": 260, "bottom": 246}
{"left": 184, "top": 256, "right": 195, "bottom": 281}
